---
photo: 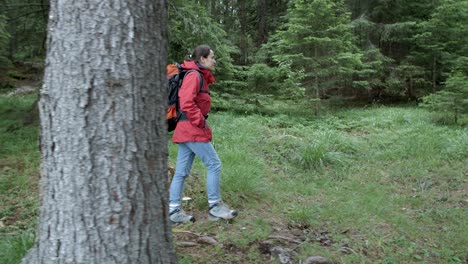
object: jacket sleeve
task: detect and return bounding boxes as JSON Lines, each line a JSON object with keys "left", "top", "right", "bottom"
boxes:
{"left": 179, "top": 72, "right": 206, "bottom": 128}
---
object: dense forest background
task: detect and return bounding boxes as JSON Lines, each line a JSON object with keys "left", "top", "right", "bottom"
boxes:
{"left": 1, "top": 1, "right": 467, "bottom": 263}
{"left": 0, "top": 0, "right": 467, "bottom": 120}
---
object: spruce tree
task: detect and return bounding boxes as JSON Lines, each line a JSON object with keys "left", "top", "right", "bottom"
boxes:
{"left": 414, "top": 0, "right": 468, "bottom": 92}
{"left": 262, "top": 0, "right": 362, "bottom": 98}
{"left": 421, "top": 72, "right": 468, "bottom": 124}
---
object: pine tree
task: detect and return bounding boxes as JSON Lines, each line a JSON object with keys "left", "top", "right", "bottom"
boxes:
{"left": 262, "top": 0, "right": 362, "bottom": 98}
{"left": 0, "top": 0, "right": 48, "bottom": 60}
{"left": 414, "top": 0, "right": 468, "bottom": 92}
{"left": 421, "top": 72, "right": 468, "bottom": 124}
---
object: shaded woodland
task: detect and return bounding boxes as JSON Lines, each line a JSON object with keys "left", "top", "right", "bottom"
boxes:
{"left": 0, "top": 1, "right": 467, "bottom": 263}
{"left": 1, "top": 0, "right": 467, "bottom": 114}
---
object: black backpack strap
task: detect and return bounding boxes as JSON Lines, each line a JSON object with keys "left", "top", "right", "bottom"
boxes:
{"left": 186, "top": 70, "right": 207, "bottom": 94}
{"left": 178, "top": 70, "right": 209, "bottom": 122}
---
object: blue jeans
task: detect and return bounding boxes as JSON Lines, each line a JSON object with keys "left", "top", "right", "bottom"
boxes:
{"left": 169, "top": 142, "right": 222, "bottom": 209}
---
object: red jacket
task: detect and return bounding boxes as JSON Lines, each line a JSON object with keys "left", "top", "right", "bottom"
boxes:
{"left": 172, "top": 61, "right": 216, "bottom": 143}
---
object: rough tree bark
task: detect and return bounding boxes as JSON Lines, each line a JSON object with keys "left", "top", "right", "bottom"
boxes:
{"left": 22, "top": 0, "right": 176, "bottom": 263}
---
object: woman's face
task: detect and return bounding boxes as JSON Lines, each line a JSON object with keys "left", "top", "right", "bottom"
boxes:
{"left": 200, "top": 50, "right": 216, "bottom": 72}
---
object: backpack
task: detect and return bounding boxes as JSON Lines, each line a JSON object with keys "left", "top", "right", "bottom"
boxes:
{"left": 166, "top": 63, "right": 204, "bottom": 132}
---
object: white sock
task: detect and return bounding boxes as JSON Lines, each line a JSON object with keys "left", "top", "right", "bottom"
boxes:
{"left": 169, "top": 204, "right": 180, "bottom": 214}
{"left": 208, "top": 199, "right": 221, "bottom": 209}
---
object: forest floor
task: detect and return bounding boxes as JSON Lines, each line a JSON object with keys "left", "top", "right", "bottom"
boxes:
{"left": 166, "top": 101, "right": 467, "bottom": 264}
{"left": 0, "top": 77, "right": 467, "bottom": 263}
{"left": 0, "top": 61, "right": 42, "bottom": 96}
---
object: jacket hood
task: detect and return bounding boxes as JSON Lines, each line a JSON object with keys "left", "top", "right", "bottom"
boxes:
{"left": 180, "top": 60, "right": 216, "bottom": 84}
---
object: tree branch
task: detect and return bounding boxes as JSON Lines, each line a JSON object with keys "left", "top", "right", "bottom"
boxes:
{"left": 6, "top": 9, "right": 47, "bottom": 22}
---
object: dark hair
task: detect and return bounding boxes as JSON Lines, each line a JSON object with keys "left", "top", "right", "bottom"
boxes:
{"left": 185, "top": 45, "right": 212, "bottom": 62}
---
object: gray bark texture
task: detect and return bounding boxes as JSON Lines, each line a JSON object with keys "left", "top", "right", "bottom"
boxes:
{"left": 22, "top": 0, "right": 177, "bottom": 263}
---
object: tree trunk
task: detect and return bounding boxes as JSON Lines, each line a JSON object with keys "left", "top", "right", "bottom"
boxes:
{"left": 313, "top": 46, "right": 320, "bottom": 116}
{"left": 8, "top": 23, "right": 17, "bottom": 60}
{"left": 314, "top": 46, "right": 319, "bottom": 99}
{"left": 408, "top": 75, "right": 414, "bottom": 98}
{"left": 432, "top": 55, "right": 437, "bottom": 92}
{"left": 239, "top": 0, "right": 248, "bottom": 65}
{"left": 40, "top": 0, "right": 49, "bottom": 54}
{"left": 256, "top": 0, "right": 268, "bottom": 47}
{"left": 210, "top": 0, "right": 217, "bottom": 18}
{"left": 22, "top": 0, "right": 176, "bottom": 263}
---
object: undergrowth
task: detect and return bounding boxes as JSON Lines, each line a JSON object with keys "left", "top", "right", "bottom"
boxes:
{"left": 1, "top": 94, "right": 467, "bottom": 263}
{"left": 0, "top": 95, "right": 39, "bottom": 264}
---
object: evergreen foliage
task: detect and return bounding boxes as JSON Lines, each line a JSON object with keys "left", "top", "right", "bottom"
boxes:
{"left": 168, "top": 0, "right": 236, "bottom": 82}
{"left": 1, "top": 0, "right": 467, "bottom": 110}
{"left": 260, "top": 0, "right": 362, "bottom": 98}
{"left": 414, "top": 0, "right": 468, "bottom": 79}
{"left": 421, "top": 72, "right": 468, "bottom": 124}
{"left": 0, "top": 0, "right": 48, "bottom": 61}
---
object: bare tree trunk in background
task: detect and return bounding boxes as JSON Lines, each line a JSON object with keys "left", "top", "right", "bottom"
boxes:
{"left": 256, "top": 0, "right": 268, "bottom": 47}
{"left": 239, "top": 0, "right": 248, "bottom": 65}
{"left": 314, "top": 45, "right": 319, "bottom": 99}
{"left": 210, "top": 0, "right": 217, "bottom": 18}
{"left": 432, "top": 55, "right": 437, "bottom": 92}
{"left": 40, "top": 0, "right": 49, "bottom": 53}
{"left": 314, "top": 45, "right": 320, "bottom": 116}
{"left": 22, "top": 0, "right": 177, "bottom": 263}
{"left": 407, "top": 74, "right": 414, "bottom": 99}
{"left": 8, "top": 23, "right": 17, "bottom": 60}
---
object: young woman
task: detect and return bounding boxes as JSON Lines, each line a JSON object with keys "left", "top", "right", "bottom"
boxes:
{"left": 168, "top": 45, "right": 238, "bottom": 224}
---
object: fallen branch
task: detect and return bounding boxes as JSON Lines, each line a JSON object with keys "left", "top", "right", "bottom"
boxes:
{"left": 172, "top": 230, "right": 202, "bottom": 237}
{"left": 339, "top": 246, "right": 358, "bottom": 255}
{"left": 174, "top": 231, "right": 222, "bottom": 247}
{"left": 268, "top": 235, "right": 302, "bottom": 244}
{"left": 197, "top": 236, "right": 222, "bottom": 246}
{"left": 176, "top": 242, "right": 198, "bottom": 247}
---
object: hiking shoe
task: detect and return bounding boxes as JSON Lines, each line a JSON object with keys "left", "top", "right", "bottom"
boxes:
{"left": 169, "top": 209, "right": 195, "bottom": 224}
{"left": 208, "top": 202, "right": 238, "bottom": 221}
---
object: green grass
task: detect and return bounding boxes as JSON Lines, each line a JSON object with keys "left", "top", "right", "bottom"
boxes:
{"left": 1, "top": 95, "right": 467, "bottom": 263}
{"left": 0, "top": 95, "right": 39, "bottom": 264}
